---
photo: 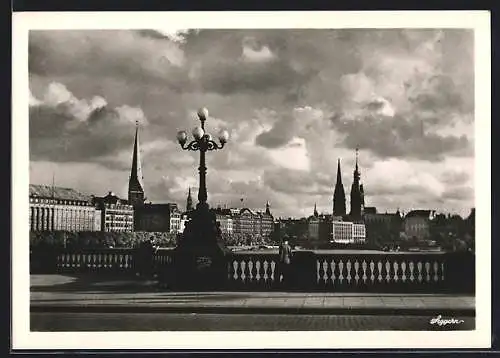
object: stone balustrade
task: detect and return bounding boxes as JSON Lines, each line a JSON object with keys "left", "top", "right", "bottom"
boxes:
{"left": 30, "top": 248, "right": 474, "bottom": 293}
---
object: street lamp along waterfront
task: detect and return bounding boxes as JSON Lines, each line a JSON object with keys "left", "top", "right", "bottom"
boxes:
{"left": 176, "top": 107, "right": 229, "bottom": 211}
{"left": 169, "top": 108, "right": 231, "bottom": 290}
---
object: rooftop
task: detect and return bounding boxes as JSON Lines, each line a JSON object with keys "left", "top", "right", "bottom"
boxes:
{"left": 29, "top": 184, "right": 92, "bottom": 202}
{"left": 405, "top": 210, "right": 436, "bottom": 219}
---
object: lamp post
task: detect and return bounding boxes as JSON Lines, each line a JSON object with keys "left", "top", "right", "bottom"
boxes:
{"left": 169, "top": 108, "right": 230, "bottom": 290}
{"left": 177, "top": 108, "right": 229, "bottom": 212}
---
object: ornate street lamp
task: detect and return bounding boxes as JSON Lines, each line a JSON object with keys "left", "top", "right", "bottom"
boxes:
{"left": 177, "top": 108, "right": 229, "bottom": 211}
{"left": 169, "top": 108, "right": 230, "bottom": 290}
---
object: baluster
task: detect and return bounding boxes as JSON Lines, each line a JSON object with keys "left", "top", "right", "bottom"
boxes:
{"left": 385, "top": 260, "right": 391, "bottom": 283}
{"left": 232, "top": 260, "right": 239, "bottom": 281}
{"left": 362, "top": 260, "right": 368, "bottom": 284}
{"left": 433, "top": 261, "right": 439, "bottom": 282}
{"left": 401, "top": 262, "right": 407, "bottom": 283}
{"left": 323, "top": 260, "right": 329, "bottom": 284}
{"left": 369, "top": 261, "right": 375, "bottom": 284}
{"left": 393, "top": 262, "right": 399, "bottom": 283}
{"left": 409, "top": 261, "right": 415, "bottom": 282}
{"left": 441, "top": 262, "right": 445, "bottom": 281}
{"left": 86, "top": 254, "right": 91, "bottom": 270}
{"left": 125, "top": 254, "right": 131, "bottom": 270}
{"left": 270, "top": 261, "right": 276, "bottom": 282}
{"left": 255, "top": 260, "right": 261, "bottom": 282}
{"left": 417, "top": 262, "right": 423, "bottom": 283}
{"left": 425, "top": 262, "right": 431, "bottom": 282}
{"left": 263, "top": 260, "right": 269, "bottom": 282}
{"left": 247, "top": 259, "right": 254, "bottom": 282}
{"left": 330, "top": 260, "right": 336, "bottom": 285}
{"left": 325, "top": 259, "right": 333, "bottom": 287}
{"left": 240, "top": 260, "right": 247, "bottom": 283}
{"left": 317, "top": 259, "right": 325, "bottom": 285}
{"left": 377, "top": 261, "right": 383, "bottom": 283}
{"left": 354, "top": 260, "right": 360, "bottom": 285}
{"left": 346, "top": 260, "right": 352, "bottom": 284}
{"left": 338, "top": 260, "right": 344, "bottom": 284}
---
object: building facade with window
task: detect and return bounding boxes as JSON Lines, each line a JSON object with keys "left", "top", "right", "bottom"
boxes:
{"left": 332, "top": 220, "right": 366, "bottom": 244}
{"left": 404, "top": 210, "right": 436, "bottom": 240}
{"left": 29, "top": 184, "right": 100, "bottom": 232}
{"left": 213, "top": 208, "right": 234, "bottom": 235}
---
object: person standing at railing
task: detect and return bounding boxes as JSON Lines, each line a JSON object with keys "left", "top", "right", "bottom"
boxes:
{"left": 277, "top": 238, "right": 293, "bottom": 287}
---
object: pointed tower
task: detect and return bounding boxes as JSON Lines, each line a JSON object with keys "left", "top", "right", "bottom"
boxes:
{"left": 360, "top": 184, "right": 365, "bottom": 213}
{"left": 128, "top": 121, "right": 145, "bottom": 206}
{"left": 313, "top": 203, "right": 319, "bottom": 217}
{"left": 350, "top": 147, "right": 363, "bottom": 221}
{"left": 333, "top": 159, "right": 346, "bottom": 217}
{"left": 265, "top": 200, "right": 271, "bottom": 215}
{"left": 186, "top": 187, "right": 194, "bottom": 212}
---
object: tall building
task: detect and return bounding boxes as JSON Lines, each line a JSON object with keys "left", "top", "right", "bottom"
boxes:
{"left": 29, "top": 184, "right": 101, "bottom": 232}
{"left": 128, "top": 121, "right": 145, "bottom": 207}
{"left": 260, "top": 202, "right": 274, "bottom": 238}
{"left": 333, "top": 159, "right": 346, "bottom": 216}
{"left": 93, "top": 192, "right": 134, "bottom": 232}
{"left": 186, "top": 187, "right": 194, "bottom": 212}
{"left": 349, "top": 148, "right": 363, "bottom": 221}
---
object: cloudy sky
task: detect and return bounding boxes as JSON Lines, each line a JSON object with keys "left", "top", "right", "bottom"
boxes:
{"left": 28, "top": 29, "right": 474, "bottom": 218}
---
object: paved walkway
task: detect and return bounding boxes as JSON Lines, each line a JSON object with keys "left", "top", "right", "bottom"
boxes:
{"left": 30, "top": 274, "right": 475, "bottom": 316}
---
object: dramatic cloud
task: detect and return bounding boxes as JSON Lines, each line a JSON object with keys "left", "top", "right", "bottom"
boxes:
{"left": 28, "top": 29, "right": 475, "bottom": 217}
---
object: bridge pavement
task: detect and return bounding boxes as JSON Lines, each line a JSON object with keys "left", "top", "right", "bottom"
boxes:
{"left": 30, "top": 274, "right": 475, "bottom": 317}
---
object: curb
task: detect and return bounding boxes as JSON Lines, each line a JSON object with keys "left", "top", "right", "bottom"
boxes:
{"left": 30, "top": 304, "right": 476, "bottom": 317}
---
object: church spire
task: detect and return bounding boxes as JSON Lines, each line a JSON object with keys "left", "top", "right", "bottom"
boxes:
{"left": 265, "top": 200, "right": 271, "bottom": 215}
{"left": 333, "top": 158, "right": 346, "bottom": 217}
{"left": 128, "top": 121, "right": 145, "bottom": 206}
{"left": 350, "top": 147, "right": 363, "bottom": 221}
{"left": 354, "top": 147, "right": 360, "bottom": 181}
{"left": 186, "top": 187, "right": 194, "bottom": 212}
{"left": 313, "top": 203, "right": 318, "bottom": 217}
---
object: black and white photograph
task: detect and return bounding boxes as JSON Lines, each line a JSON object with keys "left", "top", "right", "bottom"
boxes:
{"left": 12, "top": 11, "right": 491, "bottom": 350}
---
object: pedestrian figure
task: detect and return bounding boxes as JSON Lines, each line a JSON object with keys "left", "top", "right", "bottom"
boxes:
{"left": 277, "top": 239, "right": 293, "bottom": 287}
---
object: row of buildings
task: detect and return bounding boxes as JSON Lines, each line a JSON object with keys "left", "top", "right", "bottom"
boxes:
{"left": 29, "top": 123, "right": 276, "bottom": 239}
{"left": 30, "top": 122, "right": 474, "bottom": 246}
{"left": 212, "top": 204, "right": 274, "bottom": 238}
{"left": 29, "top": 182, "right": 276, "bottom": 238}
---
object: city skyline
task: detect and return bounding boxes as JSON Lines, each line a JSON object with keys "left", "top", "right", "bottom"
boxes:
{"left": 29, "top": 29, "right": 474, "bottom": 218}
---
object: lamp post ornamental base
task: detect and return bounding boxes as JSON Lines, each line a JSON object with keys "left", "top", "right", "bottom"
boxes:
{"left": 168, "top": 204, "right": 230, "bottom": 290}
